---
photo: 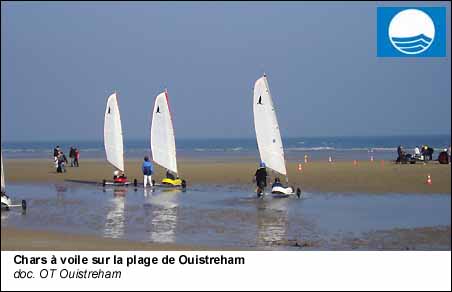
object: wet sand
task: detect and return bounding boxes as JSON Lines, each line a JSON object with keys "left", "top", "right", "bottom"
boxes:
{"left": 4, "top": 159, "right": 451, "bottom": 194}
{"left": 357, "top": 225, "right": 451, "bottom": 250}
{"left": 1, "top": 227, "right": 238, "bottom": 251}
{"left": 3, "top": 225, "right": 450, "bottom": 251}
{"left": 2, "top": 170, "right": 450, "bottom": 251}
{"left": 269, "top": 226, "right": 451, "bottom": 251}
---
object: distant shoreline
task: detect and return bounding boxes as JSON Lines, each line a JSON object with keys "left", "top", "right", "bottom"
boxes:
{"left": 2, "top": 135, "right": 450, "bottom": 162}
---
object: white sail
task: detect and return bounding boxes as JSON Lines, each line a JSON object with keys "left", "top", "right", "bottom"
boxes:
{"left": 1, "top": 151, "right": 5, "bottom": 192}
{"left": 150, "top": 90, "right": 178, "bottom": 175}
{"left": 104, "top": 92, "right": 125, "bottom": 172}
{"left": 253, "top": 75, "right": 287, "bottom": 176}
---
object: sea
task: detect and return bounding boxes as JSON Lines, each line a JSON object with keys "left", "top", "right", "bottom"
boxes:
{"left": 1, "top": 135, "right": 450, "bottom": 162}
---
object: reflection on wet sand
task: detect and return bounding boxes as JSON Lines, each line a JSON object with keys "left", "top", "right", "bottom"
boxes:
{"left": 1, "top": 208, "right": 10, "bottom": 224}
{"left": 55, "top": 184, "right": 68, "bottom": 202}
{"left": 144, "top": 188, "right": 181, "bottom": 244}
{"left": 3, "top": 182, "right": 450, "bottom": 250}
{"left": 256, "top": 197, "right": 290, "bottom": 248}
{"left": 103, "top": 187, "right": 127, "bottom": 239}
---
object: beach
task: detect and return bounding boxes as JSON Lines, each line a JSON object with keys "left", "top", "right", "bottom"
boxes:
{"left": 1, "top": 227, "right": 225, "bottom": 251}
{"left": 3, "top": 225, "right": 450, "bottom": 251}
{"left": 2, "top": 158, "right": 450, "bottom": 251}
{"left": 3, "top": 158, "right": 451, "bottom": 194}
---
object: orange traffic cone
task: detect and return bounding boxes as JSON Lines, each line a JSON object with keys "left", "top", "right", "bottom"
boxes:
{"left": 328, "top": 156, "right": 332, "bottom": 163}
{"left": 298, "top": 163, "right": 302, "bottom": 171}
{"left": 304, "top": 155, "right": 308, "bottom": 164}
{"left": 426, "top": 174, "right": 432, "bottom": 185}
{"left": 353, "top": 160, "right": 358, "bottom": 166}
{"left": 370, "top": 155, "right": 374, "bottom": 162}
{"left": 381, "top": 160, "right": 385, "bottom": 167}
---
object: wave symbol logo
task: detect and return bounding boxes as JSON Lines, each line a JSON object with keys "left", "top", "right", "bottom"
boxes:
{"left": 388, "top": 9, "right": 435, "bottom": 55}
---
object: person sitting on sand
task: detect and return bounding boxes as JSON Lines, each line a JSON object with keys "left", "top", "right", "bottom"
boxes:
{"left": 438, "top": 149, "right": 449, "bottom": 165}
{"left": 413, "top": 146, "right": 423, "bottom": 161}
{"left": 142, "top": 156, "right": 154, "bottom": 187}
{"left": 414, "top": 146, "right": 420, "bottom": 156}
{"left": 272, "top": 177, "right": 283, "bottom": 188}
{"left": 397, "top": 145, "right": 406, "bottom": 163}
{"left": 254, "top": 162, "right": 268, "bottom": 190}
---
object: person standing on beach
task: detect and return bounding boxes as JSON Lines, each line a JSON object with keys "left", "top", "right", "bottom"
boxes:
{"left": 69, "top": 147, "right": 75, "bottom": 167}
{"left": 254, "top": 162, "right": 268, "bottom": 192}
{"left": 53, "top": 145, "right": 61, "bottom": 170}
{"left": 62, "top": 151, "right": 68, "bottom": 166}
{"left": 57, "top": 152, "right": 66, "bottom": 173}
{"left": 74, "top": 148, "right": 80, "bottom": 167}
{"left": 53, "top": 145, "right": 60, "bottom": 159}
{"left": 142, "top": 156, "right": 154, "bottom": 187}
{"left": 397, "top": 145, "right": 405, "bottom": 163}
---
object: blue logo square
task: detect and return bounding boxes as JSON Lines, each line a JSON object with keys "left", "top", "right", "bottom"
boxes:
{"left": 377, "top": 7, "right": 446, "bottom": 57}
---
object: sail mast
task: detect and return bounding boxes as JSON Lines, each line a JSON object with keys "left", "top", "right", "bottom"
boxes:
{"left": 117, "top": 91, "right": 125, "bottom": 172}
{"left": 165, "top": 88, "right": 180, "bottom": 177}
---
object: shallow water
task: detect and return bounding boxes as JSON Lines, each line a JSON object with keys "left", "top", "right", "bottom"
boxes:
{"left": 1, "top": 183, "right": 450, "bottom": 250}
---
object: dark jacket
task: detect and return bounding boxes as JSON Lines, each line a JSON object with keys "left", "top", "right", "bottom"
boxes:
{"left": 255, "top": 168, "right": 268, "bottom": 187}
{"left": 69, "top": 147, "right": 76, "bottom": 158}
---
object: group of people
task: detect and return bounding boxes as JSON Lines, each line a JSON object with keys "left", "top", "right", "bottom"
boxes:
{"left": 53, "top": 145, "right": 80, "bottom": 173}
{"left": 69, "top": 147, "right": 80, "bottom": 167}
{"left": 397, "top": 144, "right": 451, "bottom": 164}
{"left": 414, "top": 145, "right": 435, "bottom": 161}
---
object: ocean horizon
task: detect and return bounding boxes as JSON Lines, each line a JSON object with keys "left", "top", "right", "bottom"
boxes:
{"left": 1, "top": 134, "right": 450, "bottom": 161}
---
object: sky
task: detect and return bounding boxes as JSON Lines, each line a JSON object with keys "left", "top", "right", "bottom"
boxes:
{"left": 1, "top": 1, "right": 451, "bottom": 142}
